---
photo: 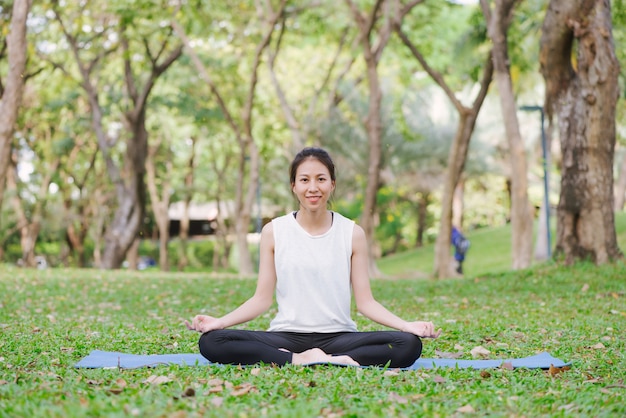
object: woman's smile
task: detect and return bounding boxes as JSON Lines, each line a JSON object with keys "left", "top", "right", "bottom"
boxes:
{"left": 292, "top": 158, "right": 335, "bottom": 210}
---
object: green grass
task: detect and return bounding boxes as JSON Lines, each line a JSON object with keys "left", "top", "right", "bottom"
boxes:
{"left": 1, "top": 263, "right": 625, "bottom": 417}
{"left": 1, "top": 216, "right": 626, "bottom": 417}
{"left": 378, "top": 211, "right": 626, "bottom": 278}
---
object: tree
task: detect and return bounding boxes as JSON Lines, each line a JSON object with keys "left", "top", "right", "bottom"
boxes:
{"left": 481, "top": 0, "right": 534, "bottom": 269}
{"left": 171, "top": 0, "right": 287, "bottom": 275}
{"left": 343, "top": 0, "right": 387, "bottom": 276}
{"left": 540, "top": 0, "right": 623, "bottom": 264}
{"left": 344, "top": 0, "right": 424, "bottom": 276}
{"left": 51, "top": 2, "right": 183, "bottom": 268}
{"left": 0, "top": 0, "right": 31, "bottom": 221}
{"left": 6, "top": 134, "right": 62, "bottom": 267}
{"left": 145, "top": 134, "right": 173, "bottom": 271}
{"left": 395, "top": 2, "right": 494, "bottom": 278}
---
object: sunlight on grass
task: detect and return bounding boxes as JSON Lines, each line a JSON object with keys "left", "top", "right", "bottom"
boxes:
{"left": 0, "top": 216, "right": 625, "bottom": 416}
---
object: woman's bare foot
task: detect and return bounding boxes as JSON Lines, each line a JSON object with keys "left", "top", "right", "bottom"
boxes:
{"left": 291, "top": 348, "right": 360, "bottom": 366}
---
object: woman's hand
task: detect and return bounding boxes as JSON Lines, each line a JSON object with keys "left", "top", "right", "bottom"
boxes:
{"left": 184, "top": 315, "right": 224, "bottom": 333}
{"left": 402, "top": 321, "right": 442, "bottom": 338}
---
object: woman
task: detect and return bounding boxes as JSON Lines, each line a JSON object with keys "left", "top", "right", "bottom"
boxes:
{"left": 186, "top": 147, "right": 441, "bottom": 367}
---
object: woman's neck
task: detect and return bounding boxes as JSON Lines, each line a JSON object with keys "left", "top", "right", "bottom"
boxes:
{"left": 295, "top": 209, "right": 333, "bottom": 235}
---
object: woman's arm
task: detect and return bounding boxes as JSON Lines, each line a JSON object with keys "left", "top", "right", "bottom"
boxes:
{"left": 186, "top": 222, "right": 277, "bottom": 333}
{"left": 350, "top": 224, "right": 441, "bottom": 338}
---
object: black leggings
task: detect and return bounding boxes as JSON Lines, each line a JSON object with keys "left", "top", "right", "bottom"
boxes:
{"left": 198, "top": 329, "right": 422, "bottom": 368}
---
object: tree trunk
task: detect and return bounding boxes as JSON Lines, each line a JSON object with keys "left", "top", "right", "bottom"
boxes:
{"left": 126, "top": 237, "right": 140, "bottom": 270}
{"left": 0, "top": 0, "right": 31, "bottom": 212}
{"left": 55, "top": 9, "right": 183, "bottom": 269}
{"left": 177, "top": 200, "right": 190, "bottom": 271}
{"left": 434, "top": 114, "right": 479, "bottom": 277}
{"left": 483, "top": 0, "right": 534, "bottom": 269}
{"left": 534, "top": 116, "right": 555, "bottom": 261}
{"left": 101, "top": 110, "right": 149, "bottom": 269}
{"left": 360, "top": 53, "right": 384, "bottom": 277}
{"left": 614, "top": 150, "right": 626, "bottom": 211}
{"left": 177, "top": 137, "right": 196, "bottom": 271}
{"left": 7, "top": 155, "right": 58, "bottom": 267}
{"left": 346, "top": 0, "right": 396, "bottom": 278}
{"left": 540, "top": 0, "right": 623, "bottom": 264}
{"left": 234, "top": 146, "right": 258, "bottom": 276}
{"left": 452, "top": 179, "right": 465, "bottom": 229}
{"left": 146, "top": 140, "right": 172, "bottom": 271}
{"left": 415, "top": 192, "right": 430, "bottom": 248}
{"left": 8, "top": 166, "right": 38, "bottom": 266}
{"left": 395, "top": 14, "right": 494, "bottom": 278}
{"left": 171, "top": 1, "right": 285, "bottom": 275}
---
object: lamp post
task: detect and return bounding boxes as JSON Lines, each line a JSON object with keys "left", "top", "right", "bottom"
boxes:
{"left": 519, "top": 105, "right": 551, "bottom": 258}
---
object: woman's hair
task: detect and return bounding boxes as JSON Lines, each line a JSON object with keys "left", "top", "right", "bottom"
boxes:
{"left": 289, "top": 147, "right": 336, "bottom": 185}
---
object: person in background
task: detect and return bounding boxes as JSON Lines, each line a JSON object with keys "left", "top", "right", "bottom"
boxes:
{"left": 451, "top": 226, "right": 470, "bottom": 275}
{"left": 185, "top": 147, "right": 441, "bottom": 367}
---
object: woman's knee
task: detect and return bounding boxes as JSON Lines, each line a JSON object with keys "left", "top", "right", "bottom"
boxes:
{"left": 394, "top": 333, "right": 422, "bottom": 367}
{"left": 198, "top": 330, "right": 229, "bottom": 361}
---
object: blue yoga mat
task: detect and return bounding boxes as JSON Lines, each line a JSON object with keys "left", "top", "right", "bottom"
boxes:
{"left": 74, "top": 350, "right": 569, "bottom": 370}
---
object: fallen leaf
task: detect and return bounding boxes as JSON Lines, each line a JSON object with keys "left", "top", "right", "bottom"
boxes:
{"left": 210, "top": 397, "right": 224, "bottom": 407}
{"left": 604, "top": 383, "right": 626, "bottom": 389}
{"left": 591, "top": 343, "right": 606, "bottom": 350}
{"left": 480, "top": 370, "right": 491, "bottom": 379}
{"left": 500, "top": 362, "right": 514, "bottom": 371}
{"left": 435, "top": 350, "right": 463, "bottom": 359}
{"left": 388, "top": 392, "right": 408, "bottom": 404}
{"left": 115, "top": 378, "right": 127, "bottom": 388}
{"left": 108, "top": 387, "right": 124, "bottom": 395}
{"left": 384, "top": 370, "right": 400, "bottom": 377}
{"left": 581, "top": 283, "right": 589, "bottom": 292}
{"left": 207, "top": 378, "right": 223, "bottom": 386}
{"left": 470, "top": 346, "right": 490, "bottom": 358}
{"left": 250, "top": 367, "right": 261, "bottom": 376}
{"left": 547, "top": 364, "right": 571, "bottom": 377}
{"left": 456, "top": 404, "right": 475, "bottom": 413}
{"left": 454, "top": 344, "right": 464, "bottom": 351}
{"left": 0, "top": 380, "right": 8, "bottom": 385}
{"left": 558, "top": 403, "right": 577, "bottom": 411}
{"left": 144, "top": 375, "right": 172, "bottom": 385}
{"left": 231, "top": 382, "right": 255, "bottom": 396}
{"left": 207, "top": 385, "right": 224, "bottom": 393}
{"left": 433, "top": 375, "right": 446, "bottom": 384}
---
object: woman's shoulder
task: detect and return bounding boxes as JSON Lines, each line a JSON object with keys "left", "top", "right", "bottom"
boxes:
{"left": 332, "top": 211, "right": 358, "bottom": 230}
{"left": 271, "top": 212, "right": 295, "bottom": 226}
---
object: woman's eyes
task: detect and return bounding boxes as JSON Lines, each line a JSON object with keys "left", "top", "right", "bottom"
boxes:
{"left": 299, "top": 177, "right": 326, "bottom": 183}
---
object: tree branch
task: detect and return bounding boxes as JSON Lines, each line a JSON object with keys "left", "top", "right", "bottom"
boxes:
{"left": 394, "top": 25, "right": 466, "bottom": 113}
{"left": 170, "top": 18, "right": 242, "bottom": 138}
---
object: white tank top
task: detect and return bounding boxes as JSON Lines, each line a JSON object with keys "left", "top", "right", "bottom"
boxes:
{"left": 268, "top": 211, "right": 358, "bottom": 333}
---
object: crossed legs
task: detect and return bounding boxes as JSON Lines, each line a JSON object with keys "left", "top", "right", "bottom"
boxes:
{"left": 199, "top": 330, "right": 422, "bottom": 368}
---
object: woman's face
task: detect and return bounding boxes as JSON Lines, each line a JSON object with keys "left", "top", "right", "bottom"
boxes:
{"left": 292, "top": 157, "right": 335, "bottom": 211}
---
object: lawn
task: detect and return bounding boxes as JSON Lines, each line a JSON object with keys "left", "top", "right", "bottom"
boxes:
{"left": 377, "top": 211, "right": 626, "bottom": 278}
{"left": 1, "top": 221, "right": 625, "bottom": 416}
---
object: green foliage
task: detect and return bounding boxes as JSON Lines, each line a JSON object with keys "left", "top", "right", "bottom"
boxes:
{"left": 0, "top": 259, "right": 624, "bottom": 416}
